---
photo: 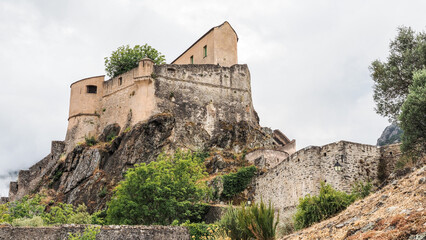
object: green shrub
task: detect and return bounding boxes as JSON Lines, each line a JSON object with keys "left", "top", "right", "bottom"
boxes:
{"left": 43, "top": 203, "right": 92, "bottom": 225}
{"left": 12, "top": 216, "right": 44, "bottom": 227}
{"left": 219, "top": 200, "right": 279, "bottom": 240}
{"left": 351, "top": 181, "right": 373, "bottom": 199}
{"left": 5, "top": 195, "right": 46, "bottom": 222}
{"left": 98, "top": 187, "right": 108, "bottom": 198}
{"left": 293, "top": 183, "right": 356, "bottom": 230}
{"left": 181, "top": 222, "right": 219, "bottom": 240}
{"left": 106, "top": 150, "right": 210, "bottom": 225}
{"left": 68, "top": 225, "right": 101, "bottom": 240}
{"left": 91, "top": 210, "right": 106, "bottom": 225}
{"left": 221, "top": 166, "right": 257, "bottom": 200}
{"left": 85, "top": 136, "right": 97, "bottom": 146}
{"left": 106, "top": 133, "right": 117, "bottom": 142}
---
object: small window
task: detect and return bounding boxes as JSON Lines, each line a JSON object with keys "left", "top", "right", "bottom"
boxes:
{"left": 203, "top": 45, "right": 207, "bottom": 58}
{"left": 86, "top": 85, "right": 97, "bottom": 94}
{"left": 190, "top": 55, "right": 194, "bottom": 64}
{"left": 119, "top": 77, "right": 123, "bottom": 86}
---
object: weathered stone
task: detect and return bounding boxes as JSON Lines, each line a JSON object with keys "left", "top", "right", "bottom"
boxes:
{"left": 98, "top": 123, "right": 121, "bottom": 142}
{"left": 0, "top": 225, "right": 189, "bottom": 240}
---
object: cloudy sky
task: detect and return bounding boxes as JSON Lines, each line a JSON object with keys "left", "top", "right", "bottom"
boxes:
{"left": 0, "top": 0, "right": 425, "bottom": 196}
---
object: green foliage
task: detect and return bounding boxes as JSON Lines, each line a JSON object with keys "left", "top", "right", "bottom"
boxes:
{"left": 5, "top": 195, "right": 45, "bottom": 222}
{"left": 85, "top": 136, "right": 97, "bottom": 146}
{"left": 106, "top": 150, "right": 210, "bottom": 225}
{"left": 370, "top": 26, "right": 426, "bottom": 122}
{"left": 181, "top": 222, "right": 219, "bottom": 240}
{"left": 11, "top": 216, "right": 44, "bottom": 227}
{"left": 104, "top": 44, "right": 166, "bottom": 78}
{"left": 399, "top": 69, "right": 426, "bottom": 159}
{"left": 218, "top": 200, "right": 279, "bottom": 240}
{"left": 43, "top": 203, "right": 92, "bottom": 225}
{"left": 293, "top": 183, "right": 356, "bottom": 230}
{"left": 106, "top": 132, "right": 117, "bottom": 142}
{"left": 351, "top": 181, "right": 373, "bottom": 199}
{"left": 91, "top": 210, "right": 106, "bottom": 225}
{"left": 98, "top": 187, "right": 108, "bottom": 198}
{"left": 68, "top": 226, "right": 101, "bottom": 240}
{"left": 221, "top": 166, "right": 257, "bottom": 200}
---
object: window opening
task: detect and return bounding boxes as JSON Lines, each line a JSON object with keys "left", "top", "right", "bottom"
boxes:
{"left": 190, "top": 55, "right": 194, "bottom": 64}
{"left": 203, "top": 45, "right": 207, "bottom": 58}
{"left": 86, "top": 85, "right": 97, "bottom": 94}
{"left": 119, "top": 77, "right": 123, "bottom": 86}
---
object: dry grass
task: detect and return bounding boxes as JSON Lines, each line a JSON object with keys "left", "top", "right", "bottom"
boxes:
{"left": 280, "top": 166, "right": 426, "bottom": 240}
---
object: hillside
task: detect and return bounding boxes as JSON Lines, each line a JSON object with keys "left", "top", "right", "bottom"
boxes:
{"left": 281, "top": 166, "right": 426, "bottom": 240}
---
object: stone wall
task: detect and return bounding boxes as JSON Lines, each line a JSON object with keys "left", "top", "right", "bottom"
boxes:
{"left": 252, "top": 141, "right": 399, "bottom": 221}
{"left": 9, "top": 141, "right": 65, "bottom": 201}
{"left": 0, "top": 225, "right": 189, "bottom": 240}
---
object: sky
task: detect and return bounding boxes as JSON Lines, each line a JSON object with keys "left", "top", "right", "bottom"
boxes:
{"left": 0, "top": 0, "right": 425, "bottom": 196}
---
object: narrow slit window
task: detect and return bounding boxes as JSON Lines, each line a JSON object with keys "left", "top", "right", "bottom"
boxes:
{"left": 119, "top": 77, "right": 123, "bottom": 86}
{"left": 190, "top": 55, "right": 194, "bottom": 64}
{"left": 203, "top": 45, "right": 207, "bottom": 58}
{"left": 86, "top": 85, "right": 97, "bottom": 94}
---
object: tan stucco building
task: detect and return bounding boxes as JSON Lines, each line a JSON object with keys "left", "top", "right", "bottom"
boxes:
{"left": 171, "top": 21, "right": 238, "bottom": 66}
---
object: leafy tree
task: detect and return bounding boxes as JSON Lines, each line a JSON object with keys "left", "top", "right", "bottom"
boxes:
{"left": 369, "top": 26, "right": 426, "bottom": 122}
{"left": 104, "top": 44, "right": 166, "bottom": 78}
{"left": 106, "top": 150, "right": 210, "bottom": 225}
{"left": 399, "top": 69, "right": 426, "bottom": 158}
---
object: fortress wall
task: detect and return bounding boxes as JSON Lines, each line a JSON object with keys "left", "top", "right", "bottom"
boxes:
{"left": 9, "top": 141, "right": 65, "bottom": 201}
{"left": 245, "top": 149, "right": 289, "bottom": 169}
{"left": 253, "top": 141, "right": 382, "bottom": 220}
{"left": 153, "top": 64, "right": 256, "bottom": 142}
{"left": 69, "top": 76, "right": 104, "bottom": 117}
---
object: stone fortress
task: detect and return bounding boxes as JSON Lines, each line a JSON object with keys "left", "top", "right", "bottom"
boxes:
{"left": 3, "top": 21, "right": 401, "bottom": 223}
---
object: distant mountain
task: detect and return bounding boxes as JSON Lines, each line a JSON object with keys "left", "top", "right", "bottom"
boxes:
{"left": 377, "top": 123, "right": 402, "bottom": 146}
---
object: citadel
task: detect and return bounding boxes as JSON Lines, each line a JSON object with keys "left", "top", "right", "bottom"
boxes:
{"left": 2, "top": 21, "right": 401, "bottom": 223}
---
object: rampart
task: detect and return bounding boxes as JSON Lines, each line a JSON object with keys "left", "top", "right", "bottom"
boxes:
{"left": 0, "top": 225, "right": 189, "bottom": 240}
{"left": 251, "top": 141, "right": 400, "bottom": 220}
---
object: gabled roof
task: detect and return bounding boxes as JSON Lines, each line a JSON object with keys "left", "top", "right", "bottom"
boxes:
{"left": 171, "top": 21, "right": 238, "bottom": 64}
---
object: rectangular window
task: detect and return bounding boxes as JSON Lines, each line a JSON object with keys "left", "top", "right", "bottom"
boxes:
{"left": 203, "top": 45, "right": 207, "bottom": 58}
{"left": 86, "top": 85, "right": 97, "bottom": 94}
{"left": 190, "top": 55, "right": 194, "bottom": 64}
{"left": 119, "top": 77, "right": 123, "bottom": 86}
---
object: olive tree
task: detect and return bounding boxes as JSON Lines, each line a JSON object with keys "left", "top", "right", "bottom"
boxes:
{"left": 369, "top": 27, "right": 426, "bottom": 122}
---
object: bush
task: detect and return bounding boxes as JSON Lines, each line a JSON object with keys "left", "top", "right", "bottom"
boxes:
{"left": 221, "top": 166, "right": 257, "bottom": 200}
{"left": 293, "top": 183, "right": 356, "bottom": 230}
{"left": 181, "top": 222, "right": 220, "bottom": 240}
{"left": 85, "top": 136, "right": 97, "bottom": 146}
{"left": 68, "top": 225, "right": 101, "bottom": 240}
{"left": 5, "top": 195, "right": 45, "bottom": 222}
{"left": 104, "top": 44, "right": 166, "bottom": 78}
{"left": 12, "top": 216, "right": 44, "bottom": 227}
{"left": 218, "top": 200, "right": 279, "bottom": 240}
{"left": 106, "top": 150, "right": 210, "bottom": 225}
{"left": 351, "top": 181, "right": 372, "bottom": 199}
{"left": 43, "top": 203, "right": 92, "bottom": 225}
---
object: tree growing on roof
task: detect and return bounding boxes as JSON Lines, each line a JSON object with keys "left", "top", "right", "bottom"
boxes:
{"left": 104, "top": 44, "right": 166, "bottom": 78}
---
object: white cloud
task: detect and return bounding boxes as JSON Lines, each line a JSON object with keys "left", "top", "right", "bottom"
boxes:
{"left": 0, "top": 0, "right": 425, "bottom": 195}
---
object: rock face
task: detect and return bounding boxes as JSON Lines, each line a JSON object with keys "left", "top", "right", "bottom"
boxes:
{"left": 377, "top": 123, "right": 402, "bottom": 146}
{"left": 0, "top": 225, "right": 189, "bottom": 240}
{"left": 8, "top": 113, "right": 280, "bottom": 212}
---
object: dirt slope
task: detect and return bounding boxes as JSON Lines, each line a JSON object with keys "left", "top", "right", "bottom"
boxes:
{"left": 281, "top": 166, "right": 426, "bottom": 240}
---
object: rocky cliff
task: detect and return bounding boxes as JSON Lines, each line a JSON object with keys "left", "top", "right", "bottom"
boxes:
{"left": 377, "top": 123, "right": 403, "bottom": 146}
{"left": 8, "top": 113, "right": 281, "bottom": 212}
